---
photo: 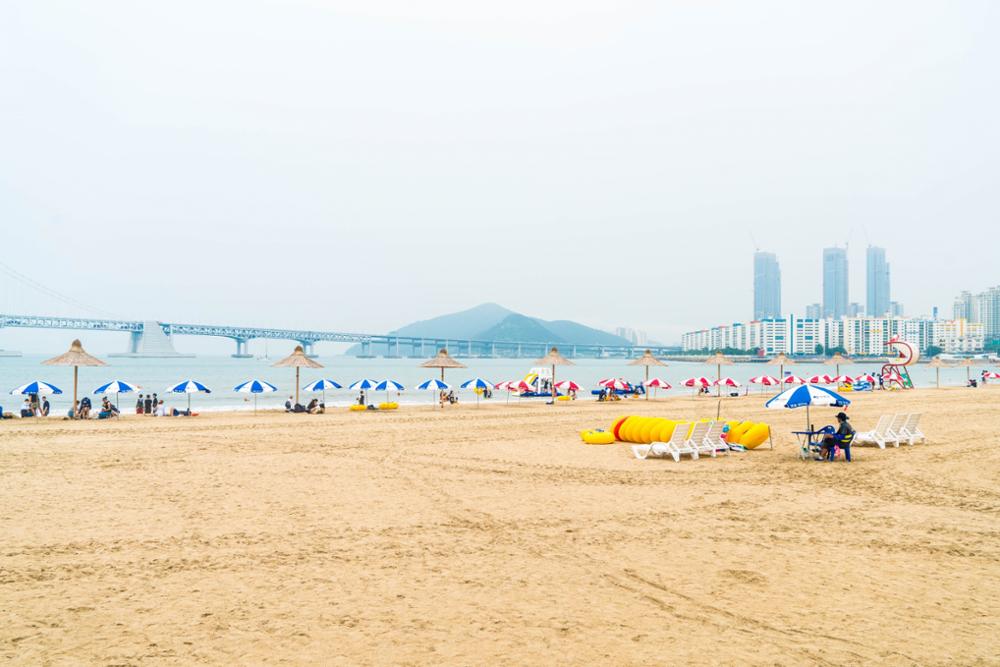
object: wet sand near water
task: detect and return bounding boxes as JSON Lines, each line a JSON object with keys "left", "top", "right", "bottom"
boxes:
{"left": 2, "top": 389, "right": 999, "bottom": 664}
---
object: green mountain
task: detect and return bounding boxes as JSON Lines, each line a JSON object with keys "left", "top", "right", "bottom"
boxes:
{"left": 346, "top": 303, "right": 629, "bottom": 354}
{"left": 478, "top": 313, "right": 565, "bottom": 343}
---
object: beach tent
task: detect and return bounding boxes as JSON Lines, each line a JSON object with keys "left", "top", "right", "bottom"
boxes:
{"left": 534, "top": 347, "right": 574, "bottom": 405}
{"left": 628, "top": 349, "right": 666, "bottom": 400}
{"left": 42, "top": 339, "right": 107, "bottom": 411}
{"left": 272, "top": 345, "right": 323, "bottom": 405}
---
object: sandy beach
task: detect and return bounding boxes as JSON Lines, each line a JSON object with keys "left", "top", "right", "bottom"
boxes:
{"left": 2, "top": 388, "right": 998, "bottom": 665}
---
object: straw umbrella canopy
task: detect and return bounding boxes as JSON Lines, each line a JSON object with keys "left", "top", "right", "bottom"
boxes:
{"left": 767, "top": 353, "right": 794, "bottom": 381}
{"left": 421, "top": 348, "right": 466, "bottom": 382}
{"left": 42, "top": 339, "right": 107, "bottom": 410}
{"left": 825, "top": 352, "right": 851, "bottom": 377}
{"left": 534, "top": 347, "right": 574, "bottom": 403}
{"left": 927, "top": 356, "right": 951, "bottom": 389}
{"left": 628, "top": 349, "right": 667, "bottom": 400}
{"left": 272, "top": 345, "right": 323, "bottom": 405}
{"left": 704, "top": 351, "right": 732, "bottom": 396}
{"left": 956, "top": 357, "right": 975, "bottom": 383}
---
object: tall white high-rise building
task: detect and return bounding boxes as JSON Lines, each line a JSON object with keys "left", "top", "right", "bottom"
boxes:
{"left": 753, "top": 251, "right": 781, "bottom": 320}
{"left": 822, "top": 247, "right": 849, "bottom": 318}
{"left": 866, "top": 246, "right": 891, "bottom": 317}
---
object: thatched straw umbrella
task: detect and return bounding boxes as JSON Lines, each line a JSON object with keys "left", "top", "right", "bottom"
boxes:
{"left": 956, "top": 357, "right": 975, "bottom": 383}
{"left": 42, "top": 339, "right": 107, "bottom": 411}
{"left": 535, "top": 347, "right": 574, "bottom": 403}
{"left": 628, "top": 349, "right": 666, "bottom": 400}
{"left": 825, "top": 352, "right": 851, "bottom": 377}
{"left": 927, "top": 356, "right": 951, "bottom": 388}
{"left": 767, "top": 353, "right": 794, "bottom": 382}
{"left": 272, "top": 345, "right": 323, "bottom": 405}
{"left": 705, "top": 351, "right": 732, "bottom": 396}
{"left": 421, "top": 348, "right": 466, "bottom": 383}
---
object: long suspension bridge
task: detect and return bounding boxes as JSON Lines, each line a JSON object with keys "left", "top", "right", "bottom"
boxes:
{"left": 0, "top": 313, "right": 679, "bottom": 359}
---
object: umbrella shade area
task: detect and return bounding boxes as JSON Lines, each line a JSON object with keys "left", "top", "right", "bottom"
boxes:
{"left": 43, "top": 339, "right": 107, "bottom": 408}
{"left": 421, "top": 349, "right": 466, "bottom": 382}
{"left": 273, "top": 345, "right": 323, "bottom": 404}
{"left": 765, "top": 384, "right": 851, "bottom": 432}
{"left": 165, "top": 379, "right": 212, "bottom": 413}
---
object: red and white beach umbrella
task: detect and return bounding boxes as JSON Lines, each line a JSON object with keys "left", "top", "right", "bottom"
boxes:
{"left": 806, "top": 374, "right": 832, "bottom": 384}
{"left": 553, "top": 379, "right": 581, "bottom": 392}
{"left": 645, "top": 377, "right": 671, "bottom": 389}
{"left": 854, "top": 374, "right": 876, "bottom": 384}
{"left": 599, "top": 378, "right": 630, "bottom": 391}
{"left": 749, "top": 375, "right": 781, "bottom": 386}
{"left": 714, "top": 377, "right": 741, "bottom": 387}
{"left": 513, "top": 380, "right": 534, "bottom": 393}
{"left": 984, "top": 372, "right": 1000, "bottom": 379}
{"left": 829, "top": 375, "right": 853, "bottom": 383}
{"left": 494, "top": 380, "right": 514, "bottom": 391}
{"left": 782, "top": 375, "right": 807, "bottom": 385}
{"left": 682, "top": 377, "right": 712, "bottom": 388}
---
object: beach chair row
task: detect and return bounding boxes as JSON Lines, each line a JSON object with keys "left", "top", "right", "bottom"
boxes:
{"left": 631, "top": 421, "right": 733, "bottom": 462}
{"left": 855, "top": 413, "right": 925, "bottom": 449}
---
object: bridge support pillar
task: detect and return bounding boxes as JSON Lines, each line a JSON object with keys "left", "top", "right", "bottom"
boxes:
{"left": 300, "top": 341, "right": 316, "bottom": 357}
{"left": 361, "top": 341, "right": 371, "bottom": 357}
{"left": 231, "top": 338, "right": 252, "bottom": 358}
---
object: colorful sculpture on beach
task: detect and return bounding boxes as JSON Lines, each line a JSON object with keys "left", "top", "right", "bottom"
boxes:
{"left": 881, "top": 336, "right": 919, "bottom": 389}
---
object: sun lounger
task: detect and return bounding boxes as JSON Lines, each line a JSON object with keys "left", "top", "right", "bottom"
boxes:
{"left": 632, "top": 422, "right": 695, "bottom": 461}
{"left": 883, "top": 413, "right": 908, "bottom": 448}
{"left": 855, "top": 414, "right": 896, "bottom": 449}
{"left": 690, "top": 421, "right": 721, "bottom": 458}
{"left": 897, "top": 413, "right": 925, "bottom": 445}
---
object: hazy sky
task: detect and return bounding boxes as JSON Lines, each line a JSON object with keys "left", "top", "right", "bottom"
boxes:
{"left": 2, "top": 1, "right": 997, "bottom": 353}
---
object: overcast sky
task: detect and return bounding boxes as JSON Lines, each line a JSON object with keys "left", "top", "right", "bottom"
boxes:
{"left": 1, "top": 1, "right": 997, "bottom": 353}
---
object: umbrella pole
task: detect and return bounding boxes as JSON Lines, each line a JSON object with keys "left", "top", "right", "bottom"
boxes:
{"left": 296, "top": 367, "right": 300, "bottom": 405}
{"left": 188, "top": 393, "right": 191, "bottom": 413}
{"left": 645, "top": 366, "right": 649, "bottom": 400}
{"left": 73, "top": 366, "right": 79, "bottom": 411}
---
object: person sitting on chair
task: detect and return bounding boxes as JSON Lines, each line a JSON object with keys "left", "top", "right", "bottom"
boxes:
{"left": 820, "top": 412, "right": 855, "bottom": 462}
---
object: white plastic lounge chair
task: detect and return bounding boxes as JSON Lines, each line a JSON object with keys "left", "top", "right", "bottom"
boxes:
{"left": 855, "top": 414, "right": 895, "bottom": 449}
{"left": 702, "top": 420, "right": 730, "bottom": 456}
{"left": 689, "top": 421, "right": 720, "bottom": 458}
{"left": 897, "top": 413, "right": 925, "bottom": 445}
{"left": 667, "top": 422, "right": 699, "bottom": 461}
{"left": 883, "top": 413, "right": 908, "bottom": 448}
{"left": 632, "top": 422, "right": 694, "bottom": 461}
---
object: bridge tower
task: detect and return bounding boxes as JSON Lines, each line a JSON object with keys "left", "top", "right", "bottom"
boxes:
{"left": 110, "top": 321, "right": 194, "bottom": 358}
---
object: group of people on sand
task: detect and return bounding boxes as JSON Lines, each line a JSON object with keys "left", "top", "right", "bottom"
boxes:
{"left": 285, "top": 396, "right": 325, "bottom": 414}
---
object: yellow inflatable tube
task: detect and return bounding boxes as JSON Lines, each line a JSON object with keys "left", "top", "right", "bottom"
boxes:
{"left": 581, "top": 430, "right": 616, "bottom": 445}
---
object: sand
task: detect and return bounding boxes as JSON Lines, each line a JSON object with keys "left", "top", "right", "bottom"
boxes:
{"left": 2, "top": 388, "right": 999, "bottom": 665}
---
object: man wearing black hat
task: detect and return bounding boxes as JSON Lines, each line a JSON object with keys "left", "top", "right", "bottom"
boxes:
{"left": 821, "top": 412, "right": 855, "bottom": 462}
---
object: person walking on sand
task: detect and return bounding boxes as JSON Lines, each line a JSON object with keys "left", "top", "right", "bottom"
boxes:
{"left": 136, "top": 394, "right": 144, "bottom": 414}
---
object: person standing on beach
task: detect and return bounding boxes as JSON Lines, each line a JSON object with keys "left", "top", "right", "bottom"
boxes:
{"left": 136, "top": 394, "right": 144, "bottom": 414}
{"left": 143, "top": 394, "right": 153, "bottom": 415}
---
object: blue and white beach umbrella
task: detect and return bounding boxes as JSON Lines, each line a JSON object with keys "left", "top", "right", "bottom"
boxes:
{"left": 303, "top": 379, "right": 342, "bottom": 392}
{"left": 375, "top": 379, "right": 404, "bottom": 404}
{"left": 765, "top": 384, "right": 851, "bottom": 430}
{"left": 94, "top": 380, "right": 140, "bottom": 395}
{"left": 234, "top": 379, "right": 277, "bottom": 414}
{"left": 233, "top": 379, "right": 278, "bottom": 394}
{"left": 461, "top": 377, "right": 494, "bottom": 407}
{"left": 416, "top": 378, "right": 451, "bottom": 408}
{"left": 94, "top": 379, "right": 140, "bottom": 410}
{"left": 349, "top": 379, "right": 379, "bottom": 391}
{"left": 416, "top": 378, "right": 450, "bottom": 391}
{"left": 303, "top": 378, "right": 342, "bottom": 404}
{"left": 10, "top": 381, "right": 63, "bottom": 396}
{"left": 165, "top": 379, "right": 212, "bottom": 412}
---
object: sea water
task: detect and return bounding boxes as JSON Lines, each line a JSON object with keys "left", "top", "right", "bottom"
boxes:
{"left": 0, "top": 353, "right": 984, "bottom": 414}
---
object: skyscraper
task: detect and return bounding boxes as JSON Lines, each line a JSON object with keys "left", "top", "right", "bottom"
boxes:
{"left": 822, "top": 247, "right": 848, "bottom": 318}
{"left": 866, "top": 246, "right": 891, "bottom": 317}
{"left": 753, "top": 251, "right": 781, "bottom": 319}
